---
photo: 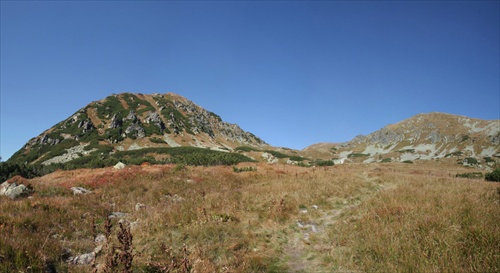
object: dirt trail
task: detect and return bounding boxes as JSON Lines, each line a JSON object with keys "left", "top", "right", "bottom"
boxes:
{"left": 283, "top": 171, "right": 387, "bottom": 272}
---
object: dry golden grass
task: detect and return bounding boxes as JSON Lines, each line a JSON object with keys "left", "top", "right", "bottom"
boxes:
{"left": 1, "top": 162, "right": 498, "bottom": 272}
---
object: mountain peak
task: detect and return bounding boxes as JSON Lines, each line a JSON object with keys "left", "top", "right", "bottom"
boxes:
{"left": 9, "top": 92, "right": 267, "bottom": 165}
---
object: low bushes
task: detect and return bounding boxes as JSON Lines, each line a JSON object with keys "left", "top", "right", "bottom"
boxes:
{"left": 485, "top": 169, "right": 500, "bottom": 182}
{"left": 455, "top": 172, "right": 483, "bottom": 179}
{"left": 233, "top": 166, "right": 257, "bottom": 173}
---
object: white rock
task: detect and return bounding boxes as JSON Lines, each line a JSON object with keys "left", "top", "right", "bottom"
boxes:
{"left": 113, "top": 162, "right": 126, "bottom": 169}
{"left": 0, "top": 182, "right": 32, "bottom": 199}
{"left": 70, "top": 187, "right": 92, "bottom": 195}
{"left": 135, "top": 203, "right": 146, "bottom": 211}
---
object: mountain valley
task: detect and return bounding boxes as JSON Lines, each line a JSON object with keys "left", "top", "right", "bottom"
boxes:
{"left": 1, "top": 92, "right": 499, "bottom": 273}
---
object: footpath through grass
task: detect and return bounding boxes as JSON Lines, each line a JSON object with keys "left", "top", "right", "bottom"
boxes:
{"left": 0, "top": 162, "right": 498, "bottom": 272}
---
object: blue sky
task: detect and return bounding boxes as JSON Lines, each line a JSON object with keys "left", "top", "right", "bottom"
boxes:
{"left": 1, "top": 1, "right": 499, "bottom": 160}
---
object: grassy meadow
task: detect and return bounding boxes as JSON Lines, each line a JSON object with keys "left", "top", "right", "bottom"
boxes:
{"left": 1, "top": 162, "right": 499, "bottom": 272}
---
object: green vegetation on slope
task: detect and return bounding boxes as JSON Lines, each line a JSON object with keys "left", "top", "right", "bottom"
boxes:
{"left": 234, "top": 146, "right": 306, "bottom": 161}
{"left": 1, "top": 147, "right": 255, "bottom": 181}
{"left": 485, "top": 168, "right": 500, "bottom": 182}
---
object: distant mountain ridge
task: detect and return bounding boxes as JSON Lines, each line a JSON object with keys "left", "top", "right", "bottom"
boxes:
{"left": 9, "top": 92, "right": 267, "bottom": 165}
{"left": 8, "top": 93, "right": 500, "bottom": 169}
{"left": 303, "top": 112, "right": 500, "bottom": 168}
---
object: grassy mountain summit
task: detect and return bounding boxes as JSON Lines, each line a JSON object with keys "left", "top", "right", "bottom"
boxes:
{"left": 8, "top": 92, "right": 267, "bottom": 166}
{"left": 304, "top": 112, "right": 500, "bottom": 167}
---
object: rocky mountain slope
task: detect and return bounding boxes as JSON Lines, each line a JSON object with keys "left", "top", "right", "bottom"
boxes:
{"left": 9, "top": 92, "right": 267, "bottom": 165}
{"left": 303, "top": 112, "right": 500, "bottom": 168}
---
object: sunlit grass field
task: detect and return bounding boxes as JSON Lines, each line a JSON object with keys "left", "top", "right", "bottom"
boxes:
{"left": 1, "top": 162, "right": 499, "bottom": 272}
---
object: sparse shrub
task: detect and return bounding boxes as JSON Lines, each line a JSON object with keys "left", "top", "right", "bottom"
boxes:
{"left": 397, "top": 149, "right": 415, "bottom": 153}
{"left": 445, "top": 151, "right": 463, "bottom": 157}
{"left": 233, "top": 166, "right": 257, "bottom": 173}
{"left": 463, "top": 157, "right": 479, "bottom": 166}
{"left": 381, "top": 158, "right": 392, "bottom": 163}
{"left": 149, "top": 137, "right": 166, "bottom": 144}
{"left": 173, "top": 163, "right": 186, "bottom": 172}
{"left": 484, "top": 157, "right": 495, "bottom": 163}
{"left": 348, "top": 153, "right": 370, "bottom": 158}
{"left": 455, "top": 172, "right": 484, "bottom": 179}
{"left": 485, "top": 169, "right": 500, "bottom": 182}
{"left": 289, "top": 155, "right": 306, "bottom": 161}
{"left": 402, "top": 160, "right": 413, "bottom": 164}
{"left": 264, "top": 150, "right": 290, "bottom": 159}
{"left": 297, "top": 161, "right": 311, "bottom": 167}
{"left": 234, "top": 146, "right": 260, "bottom": 152}
{"left": 313, "top": 159, "right": 334, "bottom": 166}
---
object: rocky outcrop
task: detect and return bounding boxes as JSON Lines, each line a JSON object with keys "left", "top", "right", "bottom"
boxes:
{"left": 145, "top": 111, "right": 166, "bottom": 132}
{"left": 0, "top": 181, "right": 32, "bottom": 199}
{"left": 167, "top": 95, "right": 265, "bottom": 145}
{"left": 262, "top": 152, "right": 278, "bottom": 164}
{"left": 366, "top": 128, "right": 405, "bottom": 145}
{"left": 125, "top": 122, "right": 146, "bottom": 138}
{"left": 109, "top": 114, "right": 122, "bottom": 129}
{"left": 78, "top": 119, "right": 95, "bottom": 133}
{"left": 40, "top": 134, "right": 61, "bottom": 146}
{"left": 125, "top": 110, "right": 138, "bottom": 122}
{"left": 42, "top": 145, "right": 95, "bottom": 165}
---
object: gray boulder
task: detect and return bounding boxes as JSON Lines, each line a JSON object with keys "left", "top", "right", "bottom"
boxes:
{"left": 0, "top": 181, "right": 32, "bottom": 199}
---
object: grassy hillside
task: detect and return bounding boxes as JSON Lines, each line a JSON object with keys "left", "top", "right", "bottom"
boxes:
{"left": 1, "top": 162, "right": 499, "bottom": 272}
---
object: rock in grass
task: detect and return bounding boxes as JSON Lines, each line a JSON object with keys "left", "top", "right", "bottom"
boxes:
{"left": 0, "top": 181, "right": 32, "bottom": 199}
{"left": 70, "top": 187, "right": 92, "bottom": 195}
{"left": 67, "top": 243, "right": 104, "bottom": 265}
{"left": 108, "top": 212, "right": 129, "bottom": 219}
{"left": 113, "top": 162, "right": 126, "bottom": 169}
{"left": 68, "top": 252, "right": 95, "bottom": 265}
{"left": 135, "top": 203, "right": 146, "bottom": 211}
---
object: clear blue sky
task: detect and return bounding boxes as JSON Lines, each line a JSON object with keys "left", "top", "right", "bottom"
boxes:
{"left": 1, "top": 1, "right": 499, "bottom": 161}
